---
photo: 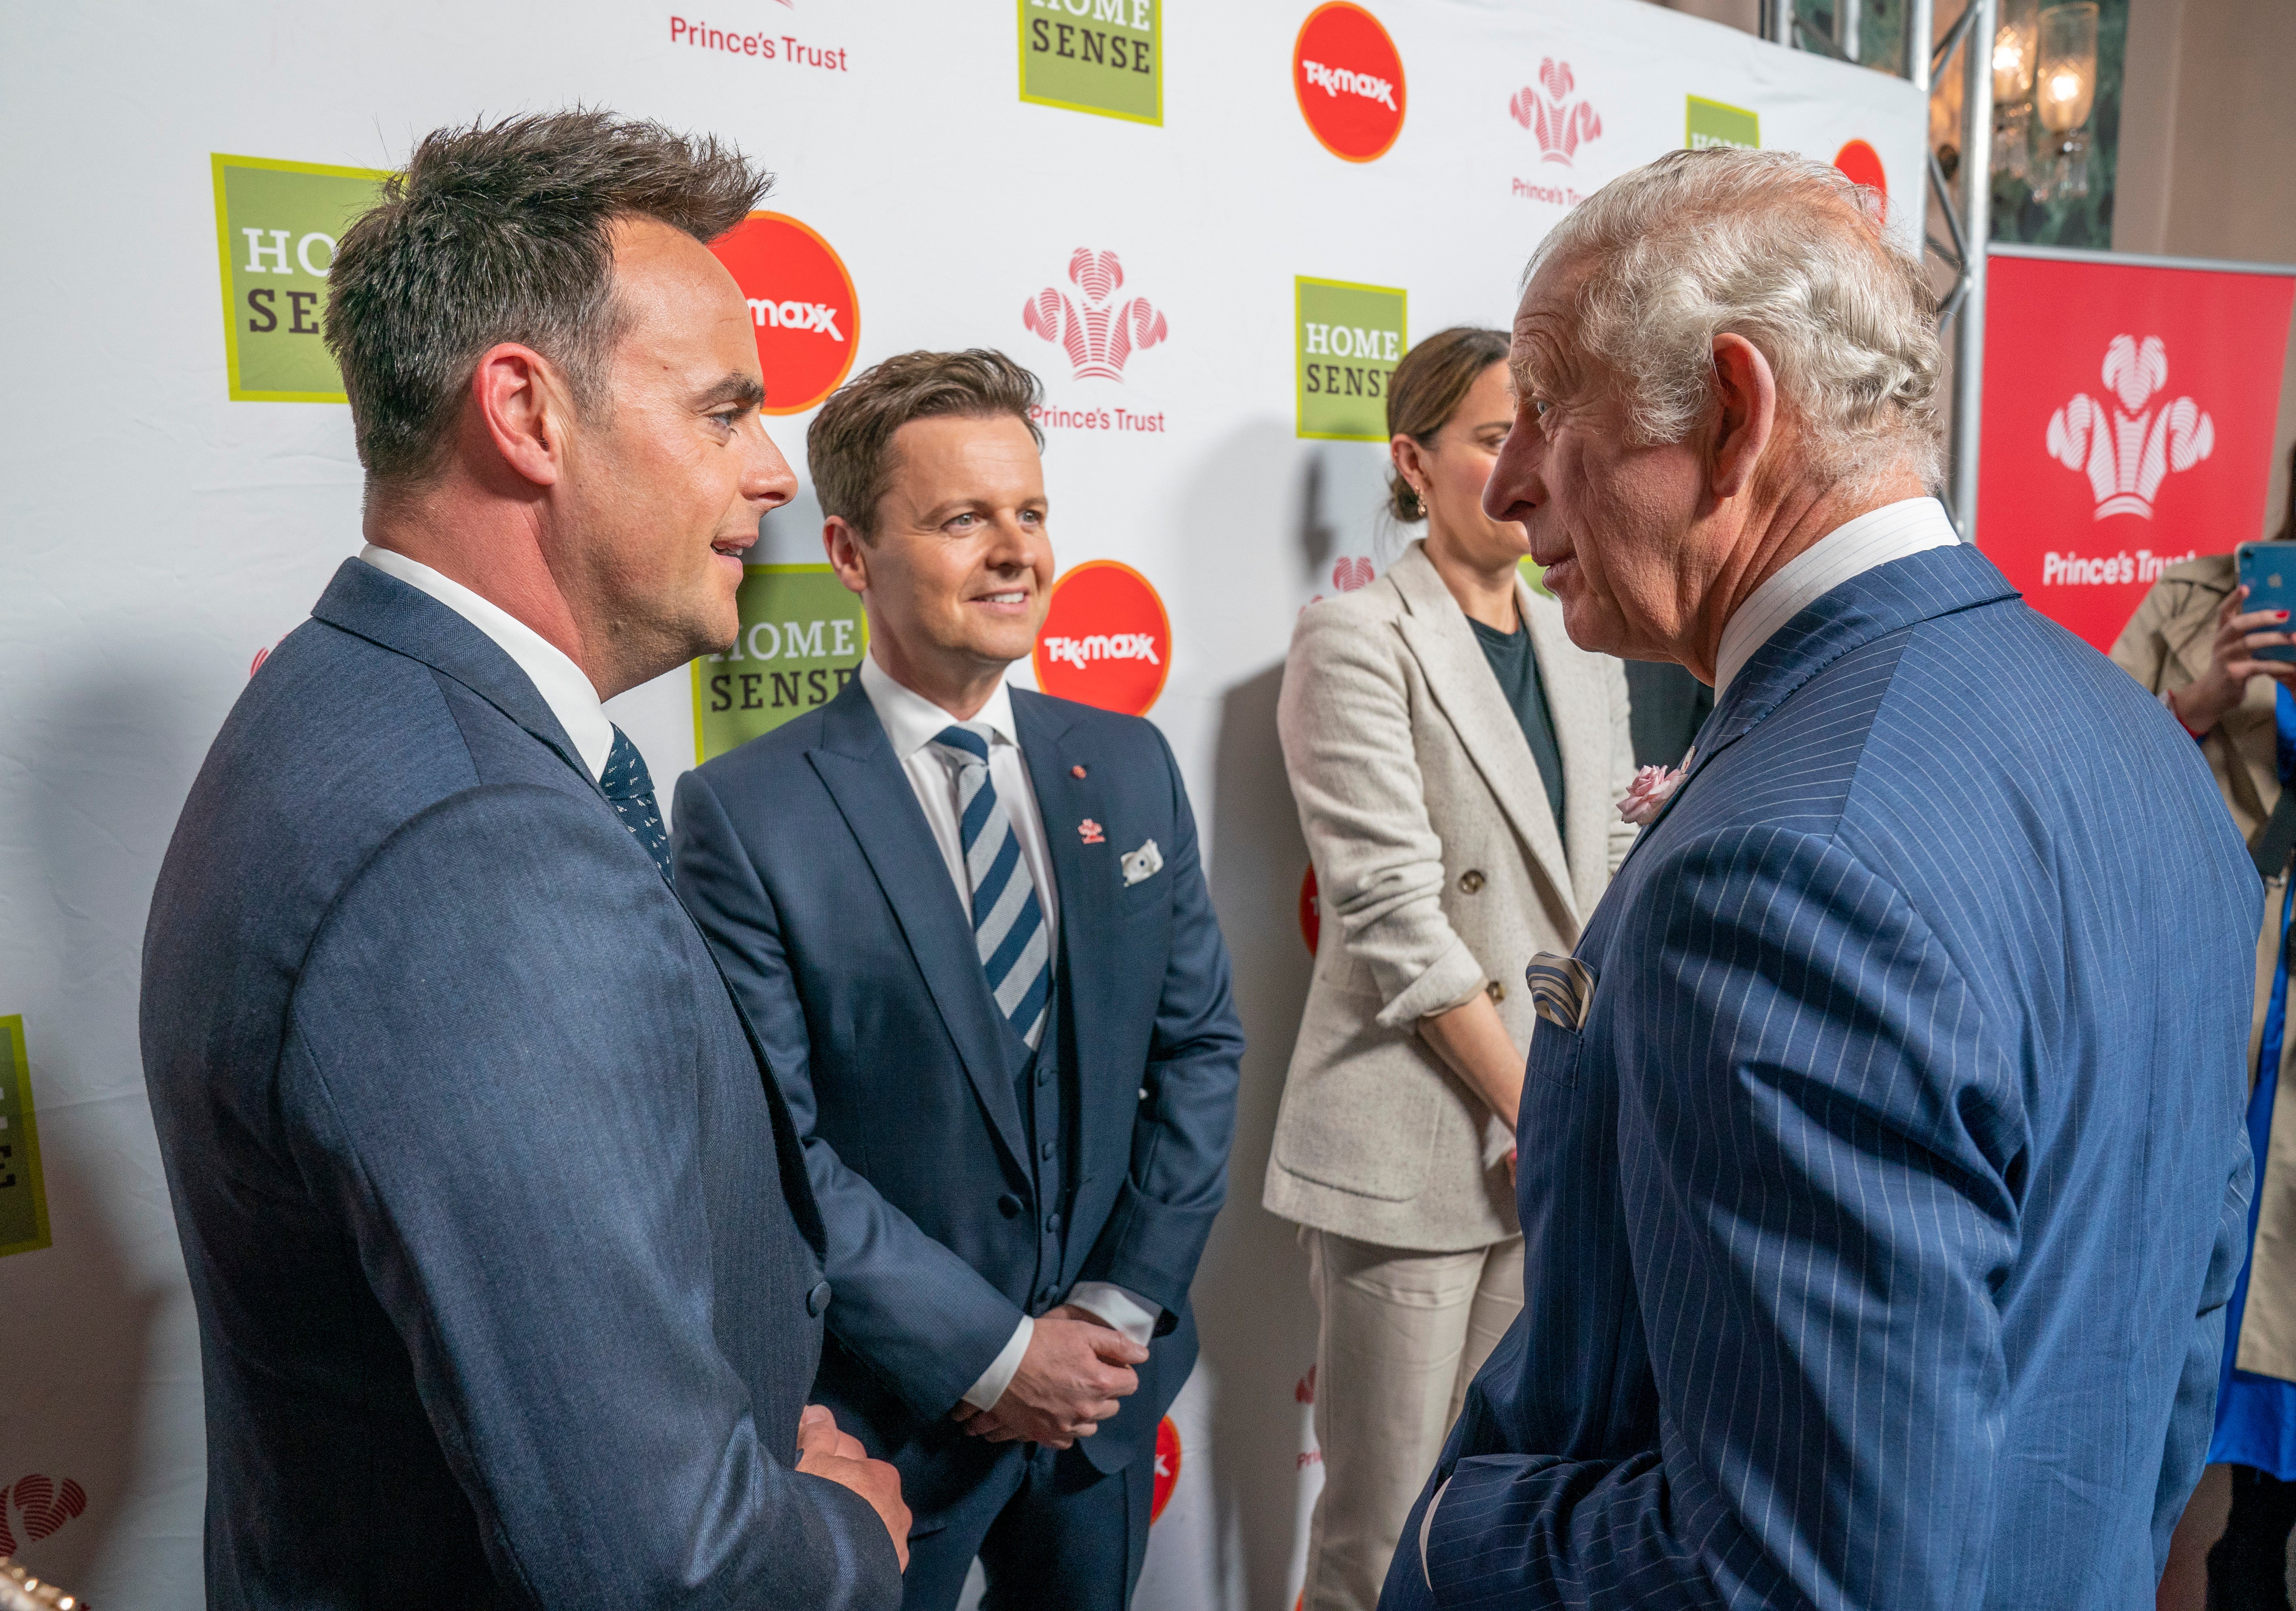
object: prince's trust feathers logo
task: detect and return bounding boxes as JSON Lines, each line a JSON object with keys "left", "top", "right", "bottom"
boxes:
{"left": 1023, "top": 250, "right": 1170, "bottom": 382}
{"left": 1509, "top": 60, "right": 1602, "bottom": 166}
{"left": 2046, "top": 335, "right": 2216, "bottom": 520}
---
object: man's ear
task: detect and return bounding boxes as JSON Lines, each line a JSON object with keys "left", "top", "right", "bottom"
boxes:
{"left": 470, "top": 343, "right": 570, "bottom": 489}
{"left": 823, "top": 515, "right": 870, "bottom": 597}
{"left": 1707, "top": 333, "right": 1778, "bottom": 502}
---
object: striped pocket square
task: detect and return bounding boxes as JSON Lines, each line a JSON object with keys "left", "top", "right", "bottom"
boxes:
{"left": 1524, "top": 952, "right": 1595, "bottom": 1032}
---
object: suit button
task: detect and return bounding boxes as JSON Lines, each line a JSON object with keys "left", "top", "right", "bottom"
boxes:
{"left": 1460, "top": 870, "right": 1486, "bottom": 893}
{"left": 806, "top": 1280, "right": 832, "bottom": 1317}
{"left": 1046, "top": 1212, "right": 1064, "bottom": 1232}
{"left": 1485, "top": 979, "right": 1506, "bottom": 1003}
{"left": 997, "top": 1193, "right": 1023, "bottom": 1218}
{"left": 1037, "top": 1066, "right": 1052, "bottom": 1087}
{"left": 1040, "top": 1140, "right": 1056, "bottom": 1161}
{"left": 1037, "top": 1287, "right": 1057, "bottom": 1309}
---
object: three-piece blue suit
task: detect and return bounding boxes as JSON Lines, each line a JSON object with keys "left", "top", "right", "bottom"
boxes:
{"left": 1383, "top": 544, "right": 2259, "bottom": 1608}
{"left": 671, "top": 677, "right": 1243, "bottom": 1607}
{"left": 140, "top": 560, "right": 899, "bottom": 1609}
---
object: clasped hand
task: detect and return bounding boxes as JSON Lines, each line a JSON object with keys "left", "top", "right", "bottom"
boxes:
{"left": 950, "top": 1305, "right": 1150, "bottom": 1449}
{"left": 796, "top": 1403, "right": 911, "bottom": 1570}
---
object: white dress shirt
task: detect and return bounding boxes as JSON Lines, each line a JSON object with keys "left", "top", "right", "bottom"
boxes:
{"left": 1711, "top": 496, "right": 1961, "bottom": 700}
{"left": 1419, "top": 494, "right": 1960, "bottom": 1587}
{"left": 857, "top": 652, "right": 1161, "bottom": 1412}
{"left": 358, "top": 545, "right": 615, "bottom": 782}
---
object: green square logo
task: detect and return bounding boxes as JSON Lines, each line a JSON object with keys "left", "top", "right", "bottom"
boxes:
{"left": 1685, "top": 96, "right": 1760, "bottom": 151}
{"left": 1297, "top": 277, "right": 1407, "bottom": 442}
{"left": 212, "top": 153, "right": 390, "bottom": 402}
{"left": 691, "top": 566, "right": 870, "bottom": 762}
{"left": 1019, "top": 0, "right": 1162, "bottom": 126}
{"left": 0, "top": 1017, "right": 50, "bottom": 1260}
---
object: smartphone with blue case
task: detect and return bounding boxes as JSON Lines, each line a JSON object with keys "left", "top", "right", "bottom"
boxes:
{"left": 2236, "top": 542, "right": 2296, "bottom": 663}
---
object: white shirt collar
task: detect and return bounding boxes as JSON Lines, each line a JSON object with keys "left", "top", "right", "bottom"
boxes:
{"left": 1711, "top": 497, "right": 1959, "bottom": 700}
{"left": 356, "top": 544, "right": 616, "bottom": 782}
{"left": 859, "top": 650, "right": 1020, "bottom": 759}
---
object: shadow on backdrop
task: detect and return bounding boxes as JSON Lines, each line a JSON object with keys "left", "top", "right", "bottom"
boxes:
{"left": 4, "top": 663, "right": 208, "bottom": 1602}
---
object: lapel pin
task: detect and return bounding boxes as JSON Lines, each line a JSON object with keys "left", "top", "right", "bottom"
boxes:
{"left": 1072, "top": 764, "right": 1087, "bottom": 779}
{"left": 1079, "top": 818, "right": 1106, "bottom": 845}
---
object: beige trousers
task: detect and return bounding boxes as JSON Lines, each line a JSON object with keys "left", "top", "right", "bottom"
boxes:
{"left": 1299, "top": 1228, "right": 1525, "bottom": 1611}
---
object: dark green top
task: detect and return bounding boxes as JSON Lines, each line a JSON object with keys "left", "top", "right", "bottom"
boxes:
{"left": 1468, "top": 613, "right": 1567, "bottom": 846}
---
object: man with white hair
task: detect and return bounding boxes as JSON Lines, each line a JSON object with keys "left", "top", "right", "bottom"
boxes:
{"left": 1381, "top": 148, "right": 2259, "bottom": 1608}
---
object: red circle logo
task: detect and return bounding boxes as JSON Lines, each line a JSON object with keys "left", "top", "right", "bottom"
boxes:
{"left": 1294, "top": 3, "right": 1406, "bottom": 163}
{"left": 709, "top": 213, "right": 860, "bottom": 416}
{"left": 1833, "top": 139, "right": 1886, "bottom": 200}
{"left": 1299, "top": 864, "right": 1320, "bottom": 953}
{"left": 1032, "top": 560, "right": 1172, "bottom": 716}
{"left": 1151, "top": 1416, "right": 1181, "bottom": 1523}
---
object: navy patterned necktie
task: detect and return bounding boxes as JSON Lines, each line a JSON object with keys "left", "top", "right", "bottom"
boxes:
{"left": 600, "top": 725, "right": 672, "bottom": 883}
{"left": 930, "top": 724, "right": 1050, "bottom": 1049}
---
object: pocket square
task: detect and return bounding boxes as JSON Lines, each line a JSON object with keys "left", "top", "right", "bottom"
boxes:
{"left": 1524, "top": 951, "right": 1595, "bottom": 1031}
{"left": 1120, "top": 839, "right": 1163, "bottom": 886}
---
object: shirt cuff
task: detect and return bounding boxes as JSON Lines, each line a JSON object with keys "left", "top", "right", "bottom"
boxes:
{"left": 1375, "top": 937, "right": 1488, "bottom": 1031}
{"left": 961, "top": 1315, "right": 1035, "bottom": 1412}
{"left": 1420, "top": 1475, "right": 1450, "bottom": 1588}
{"left": 1064, "top": 1281, "right": 1162, "bottom": 1347}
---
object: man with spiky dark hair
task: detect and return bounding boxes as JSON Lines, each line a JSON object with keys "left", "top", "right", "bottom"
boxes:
{"left": 141, "top": 111, "right": 907, "bottom": 1609}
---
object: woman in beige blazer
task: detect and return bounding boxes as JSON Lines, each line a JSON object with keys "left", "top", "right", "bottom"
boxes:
{"left": 1265, "top": 327, "right": 1638, "bottom": 1611}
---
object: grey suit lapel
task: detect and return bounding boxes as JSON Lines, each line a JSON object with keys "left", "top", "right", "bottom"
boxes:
{"left": 1388, "top": 544, "right": 1577, "bottom": 926}
{"left": 1520, "top": 587, "right": 1608, "bottom": 917}
{"left": 806, "top": 685, "right": 1030, "bottom": 1170}
{"left": 310, "top": 557, "right": 598, "bottom": 795}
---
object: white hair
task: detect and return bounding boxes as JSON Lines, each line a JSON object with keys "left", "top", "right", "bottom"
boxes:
{"left": 1522, "top": 148, "right": 1944, "bottom": 495}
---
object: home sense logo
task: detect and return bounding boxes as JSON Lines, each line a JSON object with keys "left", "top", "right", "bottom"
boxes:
{"left": 710, "top": 213, "right": 859, "bottom": 416}
{"left": 0, "top": 1016, "right": 48, "bottom": 1260}
{"left": 1020, "top": 0, "right": 1161, "bottom": 126}
{"left": 211, "top": 154, "right": 389, "bottom": 402}
{"left": 1296, "top": 277, "right": 1406, "bottom": 441}
{"left": 1294, "top": 3, "right": 1405, "bottom": 162}
{"left": 692, "top": 565, "right": 868, "bottom": 761}
{"left": 1033, "top": 561, "right": 1170, "bottom": 715}
{"left": 1024, "top": 249, "right": 1170, "bottom": 382}
{"left": 2047, "top": 335, "right": 2216, "bottom": 520}
{"left": 1685, "top": 95, "right": 1759, "bottom": 150}
{"left": 1509, "top": 60, "right": 1601, "bottom": 167}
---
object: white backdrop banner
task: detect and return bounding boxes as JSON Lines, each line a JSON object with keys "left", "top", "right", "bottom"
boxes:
{"left": 0, "top": 1, "right": 1917, "bottom": 1603}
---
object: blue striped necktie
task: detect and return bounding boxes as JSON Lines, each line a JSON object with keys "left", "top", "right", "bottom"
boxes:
{"left": 600, "top": 725, "right": 672, "bottom": 883}
{"left": 931, "top": 724, "right": 1050, "bottom": 1049}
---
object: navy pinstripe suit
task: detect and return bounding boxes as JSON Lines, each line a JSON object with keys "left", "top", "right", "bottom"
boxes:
{"left": 1381, "top": 544, "right": 2259, "bottom": 1609}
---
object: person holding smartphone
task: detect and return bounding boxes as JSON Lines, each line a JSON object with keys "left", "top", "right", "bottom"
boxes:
{"left": 2112, "top": 464, "right": 2296, "bottom": 1608}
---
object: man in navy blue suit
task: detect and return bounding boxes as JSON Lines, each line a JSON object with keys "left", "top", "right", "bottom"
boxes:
{"left": 672, "top": 349, "right": 1243, "bottom": 1610}
{"left": 1382, "top": 149, "right": 2259, "bottom": 1609}
{"left": 141, "top": 112, "right": 907, "bottom": 1608}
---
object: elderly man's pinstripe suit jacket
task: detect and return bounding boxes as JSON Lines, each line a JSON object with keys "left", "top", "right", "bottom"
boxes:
{"left": 1381, "top": 543, "right": 2259, "bottom": 1609}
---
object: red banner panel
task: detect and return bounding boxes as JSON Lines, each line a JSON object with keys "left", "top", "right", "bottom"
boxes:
{"left": 1977, "top": 251, "right": 2294, "bottom": 651}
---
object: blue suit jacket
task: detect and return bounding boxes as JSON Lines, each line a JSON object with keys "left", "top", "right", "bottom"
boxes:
{"left": 140, "top": 560, "right": 899, "bottom": 1611}
{"left": 671, "top": 678, "right": 1242, "bottom": 1518}
{"left": 1385, "top": 545, "right": 2258, "bottom": 1609}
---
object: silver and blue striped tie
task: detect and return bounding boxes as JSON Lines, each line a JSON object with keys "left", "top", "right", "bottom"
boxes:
{"left": 932, "top": 724, "right": 1050, "bottom": 1049}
